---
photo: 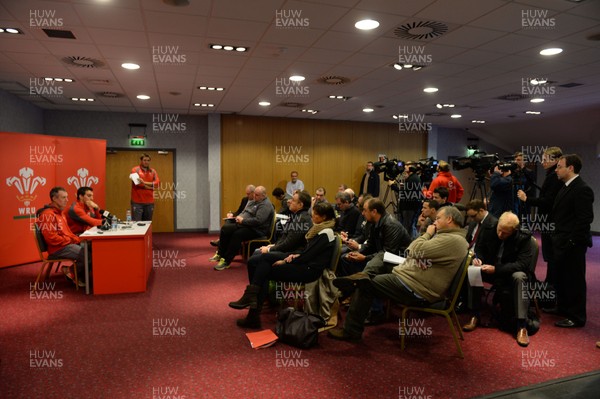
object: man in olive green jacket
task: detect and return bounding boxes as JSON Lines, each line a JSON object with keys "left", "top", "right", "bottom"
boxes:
{"left": 329, "top": 206, "right": 468, "bottom": 341}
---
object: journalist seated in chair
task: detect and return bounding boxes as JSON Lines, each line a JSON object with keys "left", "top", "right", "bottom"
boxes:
{"left": 210, "top": 184, "right": 255, "bottom": 247}
{"left": 36, "top": 186, "right": 87, "bottom": 288}
{"left": 246, "top": 191, "right": 312, "bottom": 283}
{"left": 328, "top": 206, "right": 468, "bottom": 342}
{"left": 229, "top": 201, "right": 337, "bottom": 329}
{"left": 64, "top": 186, "right": 106, "bottom": 235}
{"left": 462, "top": 211, "right": 534, "bottom": 347}
{"left": 210, "top": 186, "right": 274, "bottom": 271}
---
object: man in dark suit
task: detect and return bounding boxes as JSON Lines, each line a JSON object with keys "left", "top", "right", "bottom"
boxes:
{"left": 462, "top": 212, "right": 534, "bottom": 347}
{"left": 517, "top": 146, "right": 563, "bottom": 294}
{"left": 550, "top": 154, "right": 594, "bottom": 328}
{"left": 461, "top": 199, "right": 499, "bottom": 328}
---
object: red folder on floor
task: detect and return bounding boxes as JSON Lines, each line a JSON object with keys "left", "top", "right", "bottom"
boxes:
{"left": 245, "top": 329, "right": 278, "bottom": 349}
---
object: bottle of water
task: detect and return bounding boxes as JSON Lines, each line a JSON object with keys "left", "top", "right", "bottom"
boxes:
{"left": 111, "top": 215, "right": 118, "bottom": 230}
{"left": 126, "top": 210, "right": 132, "bottom": 225}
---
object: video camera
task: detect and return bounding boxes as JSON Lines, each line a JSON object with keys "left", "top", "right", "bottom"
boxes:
{"left": 373, "top": 157, "right": 405, "bottom": 181}
{"left": 496, "top": 160, "right": 519, "bottom": 173}
{"left": 452, "top": 151, "right": 499, "bottom": 180}
{"left": 414, "top": 157, "right": 439, "bottom": 184}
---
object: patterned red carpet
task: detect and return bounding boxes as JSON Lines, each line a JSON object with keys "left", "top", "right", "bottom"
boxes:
{"left": 1, "top": 233, "right": 599, "bottom": 399}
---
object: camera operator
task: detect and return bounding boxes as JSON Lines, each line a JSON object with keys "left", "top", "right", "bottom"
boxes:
{"left": 512, "top": 152, "right": 536, "bottom": 221}
{"left": 488, "top": 163, "right": 513, "bottom": 219}
{"left": 395, "top": 163, "right": 423, "bottom": 237}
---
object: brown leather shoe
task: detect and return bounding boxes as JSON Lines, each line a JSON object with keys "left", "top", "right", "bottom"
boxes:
{"left": 517, "top": 327, "right": 529, "bottom": 347}
{"left": 462, "top": 316, "right": 479, "bottom": 332}
{"left": 327, "top": 327, "right": 361, "bottom": 342}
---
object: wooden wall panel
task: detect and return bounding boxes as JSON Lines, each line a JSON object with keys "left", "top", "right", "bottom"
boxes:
{"left": 221, "top": 115, "right": 428, "bottom": 217}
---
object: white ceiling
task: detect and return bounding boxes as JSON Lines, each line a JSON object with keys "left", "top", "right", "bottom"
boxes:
{"left": 0, "top": 0, "right": 599, "bottom": 146}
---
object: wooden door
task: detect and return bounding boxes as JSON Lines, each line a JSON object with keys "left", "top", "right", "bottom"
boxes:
{"left": 105, "top": 150, "right": 174, "bottom": 232}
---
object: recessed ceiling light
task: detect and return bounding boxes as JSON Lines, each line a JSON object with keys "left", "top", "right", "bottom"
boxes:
{"left": 290, "top": 75, "right": 305, "bottom": 82}
{"left": 450, "top": 114, "right": 461, "bottom": 118}
{"left": 471, "top": 120, "right": 486, "bottom": 124}
{"left": 259, "top": 101, "right": 270, "bottom": 106}
{"left": 355, "top": 19, "right": 380, "bottom": 30}
{"left": 540, "top": 48, "right": 563, "bottom": 56}
{"left": 4, "top": 28, "right": 22, "bottom": 34}
{"left": 530, "top": 78, "right": 548, "bottom": 85}
{"left": 301, "top": 109, "right": 318, "bottom": 114}
{"left": 223, "top": 45, "right": 234, "bottom": 51}
{"left": 423, "top": 87, "right": 438, "bottom": 93}
{"left": 525, "top": 111, "right": 542, "bottom": 115}
{"left": 137, "top": 94, "right": 150, "bottom": 100}
{"left": 194, "top": 103, "right": 214, "bottom": 107}
{"left": 211, "top": 44, "right": 223, "bottom": 50}
{"left": 122, "top": 63, "right": 140, "bottom": 70}
{"left": 530, "top": 98, "right": 545, "bottom": 103}
{"left": 363, "top": 107, "right": 374, "bottom": 113}
{"left": 404, "top": 64, "right": 413, "bottom": 69}
{"left": 393, "top": 63, "right": 403, "bottom": 70}
{"left": 235, "top": 47, "right": 246, "bottom": 52}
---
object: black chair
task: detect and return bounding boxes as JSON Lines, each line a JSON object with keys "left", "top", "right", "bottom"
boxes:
{"left": 399, "top": 251, "right": 473, "bottom": 358}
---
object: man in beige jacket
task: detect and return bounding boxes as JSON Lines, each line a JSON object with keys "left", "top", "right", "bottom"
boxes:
{"left": 329, "top": 206, "right": 468, "bottom": 341}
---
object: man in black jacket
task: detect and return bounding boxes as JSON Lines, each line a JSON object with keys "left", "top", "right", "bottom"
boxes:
{"left": 517, "top": 146, "right": 563, "bottom": 294}
{"left": 335, "top": 191, "right": 361, "bottom": 237}
{"left": 462, "top": 212, "right": 534, "bottom": 347}
{"left": 338, "top": 198, "right": 411, "bottom": 277}
{"left": 396, "top": 164, "right": 423, "bottom": 238}
{"left": 549, "top": 154, "right": 594, "bottom": 328}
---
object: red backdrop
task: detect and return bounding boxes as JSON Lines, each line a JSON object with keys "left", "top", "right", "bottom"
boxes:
{"left": 0, "top": 132, "right": 106, "bottom": 268}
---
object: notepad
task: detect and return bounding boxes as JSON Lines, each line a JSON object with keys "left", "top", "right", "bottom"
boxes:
{"left": 245, "top": 329, "right": 278, "bottom": 349}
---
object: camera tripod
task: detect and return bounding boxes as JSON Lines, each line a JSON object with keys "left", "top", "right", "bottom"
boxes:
{"left": 470, "top": 176, "right": 489, "bottom": 203}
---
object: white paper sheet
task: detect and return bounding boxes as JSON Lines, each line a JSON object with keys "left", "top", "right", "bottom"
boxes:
{"left": 383, "top": 251, "right": 406, "bottom": 265}
{"left": 129, "top": 172, "right": 142, "bottom": 185}
{"left": 467, "top": 266, "right": 484, "bottom": 287}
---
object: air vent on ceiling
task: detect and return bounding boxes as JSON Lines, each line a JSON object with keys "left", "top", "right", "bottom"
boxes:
{"left": 317, "top": 75, "right": 350, "bottom": 85}
{"left": 394, "top": 21, "right": 448, "bottom": 40}
{"left": 62, "top": 56, "right": 105, "bottom": 68}
{"left": 424, "top": 112, "right": 447, "bottom": 117}
{"left": 98, "top": 92, "right": 123, "bottom": 98}
{"left": 280, "top": 102, "right": 304, "bottom": 108}
{"left": 497, "top": 93, "right": 528, "bottom": 101}
{"left": 558, "top": 82, "right": 583, "bottom": 88}
{"left": 89, "top": 79, "right": 110, "bottom": 85}
{"left": 42, "top": 29, "right": 76, "bottom": 39}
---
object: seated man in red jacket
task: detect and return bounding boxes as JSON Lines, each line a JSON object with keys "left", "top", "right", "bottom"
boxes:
{"left": 36, "top": 186, "right": 86, "bottom": 287}
{"left": 64, "top": 186, "right": 105, "bottom": 235}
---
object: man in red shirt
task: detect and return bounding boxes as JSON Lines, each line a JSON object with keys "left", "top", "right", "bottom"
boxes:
{"left": 36, "top": 186, "right": 86, "bottom": 287}
{"left": 64, "top": 186, "right": 104, "bottom": 235}
{"left": 423, "top": 161, "right": 464, "bottom": 204}
{"left": 131, "top": 153, "right": 160, "bottom": 221}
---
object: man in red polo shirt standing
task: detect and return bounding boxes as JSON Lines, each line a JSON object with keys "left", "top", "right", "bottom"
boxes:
{"left": 131, "top": 153, "right": 160, "bottom": 221}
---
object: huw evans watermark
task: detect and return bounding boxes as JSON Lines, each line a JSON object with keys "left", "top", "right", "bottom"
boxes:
{"left": 399, "top": 318, "right": 433, "bottom": 338}
{"left": 30, "top": 9, "right": 63, "bottom": 28}
{"left": 153, "top": 182, "right": 188, "bottom": 201}
{"left": 275, "top": 146, "right": 310, "bottom": 163}
{"left": 30, "top": 78, "right": 63, "bottom": 98}
{"left": 275, "top": 10, "right": 309, "bottom": 28}
{"left": 398, "top": 45, "right": 432, "bottom": 66}
{"left": 275, "top": 349, "right": 309, "bottom": 367}
{"left": 399, "top": 386, "right": 432, "bottom": 399}
{"left": 521, "top": 78, "right": 555, "bottom": 98}
{"left": 274, "top": 282, "right": 309, "bottom": 302}
{"left": 152, "top": 114, "right": 187, "bottom": 133}
{"left": 152, "top": 386, "right": 186, "bottom": 399}
{"left": 30, "top": 282, "right": 63, "bottom": 300}
{"left": 152, "top": 45, "right": 187, "bottom": 65}
{"left": 30, "top": 349, "right": 63, "bottom": 368}
{"left": 153, "top": 250, "right": 187, "bottom": 269}
{"left": 520, "top": 214, "right": 554, "bottom": 234}
{"left": 275, "top": 78, "right": 310, "bottom": 97}
{"left": 521, "top": 9, "right": 555, "bottom": 29}
{"left": 152, "top": 318, "right": 187, "bottom": 337}
{"left": 398, "top": 114, "right": 432, "bottom": 132}
{"left": 521, "top": 350, "right": 556, "bottom": 369}
{"left": 520, "top": 145, "right": 557, "bottom": 164}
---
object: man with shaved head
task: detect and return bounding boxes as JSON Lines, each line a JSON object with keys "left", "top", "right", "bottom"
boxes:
{"left": 462, "top": 211, "right": 534, "bottom": 347}
{"left": 211, "top": 186, "right": 274, "bottom": 271}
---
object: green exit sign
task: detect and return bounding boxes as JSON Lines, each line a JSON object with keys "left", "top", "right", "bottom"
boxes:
{"left": 130, "top": 137, "right": 145, "bottom": 146}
